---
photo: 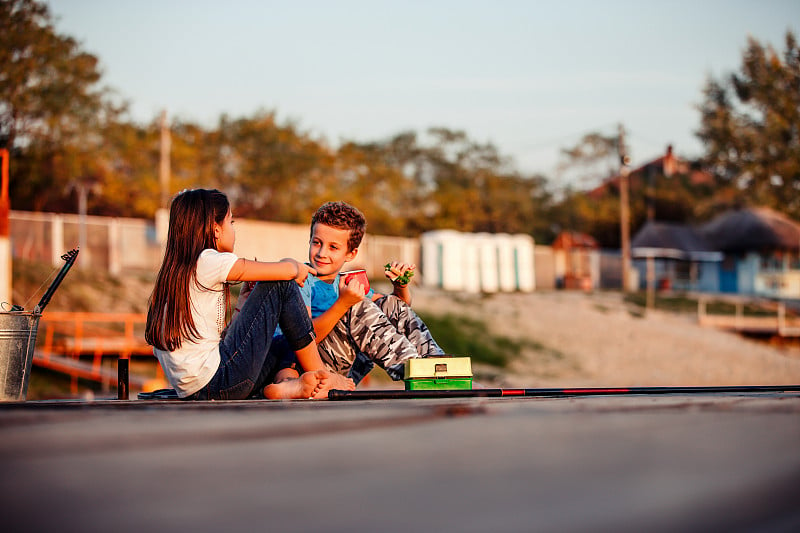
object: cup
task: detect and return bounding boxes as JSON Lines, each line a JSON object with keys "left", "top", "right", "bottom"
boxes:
{"left": 341, "top": 269, "right": 369, "bottom": 295}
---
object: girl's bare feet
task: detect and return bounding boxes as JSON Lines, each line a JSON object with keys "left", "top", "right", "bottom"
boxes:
{"left": 263, "top": 371, "right": 322, "bottom": 399}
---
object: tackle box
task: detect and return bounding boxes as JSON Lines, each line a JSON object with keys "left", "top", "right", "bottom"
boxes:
{"left": 404, "top": 357, "right": 473, "bottom": 390}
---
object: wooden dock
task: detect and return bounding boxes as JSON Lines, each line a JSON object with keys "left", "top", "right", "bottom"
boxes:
{"left": 698, "top": 299, "right": 800, "bottom": 337}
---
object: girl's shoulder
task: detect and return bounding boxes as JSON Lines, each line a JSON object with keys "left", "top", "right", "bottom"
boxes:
{"left": 199, "top": 248, "right": 238, "bottom": 261}
{"left": 197, "top": 249, "right": 239, "bottom": 281}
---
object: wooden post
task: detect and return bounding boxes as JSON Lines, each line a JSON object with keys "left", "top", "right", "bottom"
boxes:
{"left": 108, "top": 218, "right": 121, "bottom": 275}
{"left": 156, "top": 111, "right": 172, "bottom": 245}
{"left": 698, "top": 297, "right": 706, "bottom": 324}
{"left": 159, "top": 110, "right": 171, "bottom": 210}
{"left": 646, "top": 255, "right": 655, "bottom": 309}
{"left": 118, "top": 357, "right": 129, "bottom": 400}
{"left": 78, "top": 182, "right": 88, "bottom": 269}
{"left": 736, "top": 302, "right": 743, "bottom": 330}
{"left": 618, "top": 124, "right": 631, "bottom": 292}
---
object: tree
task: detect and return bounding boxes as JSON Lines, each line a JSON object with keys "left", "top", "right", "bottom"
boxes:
{"left": 696, "top": 31, "right": 800, "bottom": 218}
{"left": 1, "top": 0, "right": 123, "bottom": 212}
{"left": 556, "top": 131, "right": 619, "bottom": 189}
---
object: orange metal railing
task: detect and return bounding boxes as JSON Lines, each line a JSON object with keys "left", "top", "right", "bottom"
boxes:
{"left": 34, "top": 312, "right": 159, "bottom": 396}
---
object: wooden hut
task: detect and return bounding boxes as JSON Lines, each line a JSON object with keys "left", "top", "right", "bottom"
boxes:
{"left": 552, "top": 231, "right": 599, "bottom": 290}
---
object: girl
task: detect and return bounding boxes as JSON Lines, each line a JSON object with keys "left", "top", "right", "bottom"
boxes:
{"left": 145, "top": 188, "right": 354, "bottom": 400}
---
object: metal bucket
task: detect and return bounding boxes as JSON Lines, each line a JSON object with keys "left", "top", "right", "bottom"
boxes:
{"left": 0, "top": 311, "right": 41, "bottom": 401}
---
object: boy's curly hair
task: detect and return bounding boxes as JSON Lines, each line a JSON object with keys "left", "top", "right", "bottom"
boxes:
{"left": 311, "top": 201, "right": 366, "bottom": 252}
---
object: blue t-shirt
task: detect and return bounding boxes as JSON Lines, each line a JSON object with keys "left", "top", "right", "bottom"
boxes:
{"left": 300, "top": 273, "right": 375, "bottom": 318}
{"left": 273, "top": 273, "right": 374, "bottom": 339}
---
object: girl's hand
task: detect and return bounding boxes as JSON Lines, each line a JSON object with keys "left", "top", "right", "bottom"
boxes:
{"left": 281, "top": 258, "right": 316, "bottom": 286}
{"left": 384, "top": 261, "right": 415, "bottom": 286}
{"left": 338, "top": 275, "right": 367, "bottom": 308}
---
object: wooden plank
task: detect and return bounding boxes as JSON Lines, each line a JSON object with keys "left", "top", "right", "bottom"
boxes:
{"left": 698, "top": 315, "right": 800, "bottom": 336}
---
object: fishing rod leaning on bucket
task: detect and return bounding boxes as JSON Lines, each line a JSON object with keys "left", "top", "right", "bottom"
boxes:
{"left": 0, "top": 248, "right": 79, "bottom": 401}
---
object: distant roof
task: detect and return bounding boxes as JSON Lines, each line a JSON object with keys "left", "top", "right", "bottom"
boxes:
{"left": 553, "top": 231, "right": 599, "bottom": 250}
{"left": 632, "top": 221, "right": 722, "bottom": 261}
{"left": 587, "top": 145, "right": 706, "bottom": 200}
{"left": 700, "top": 207, "right": 800, "bottom": 252}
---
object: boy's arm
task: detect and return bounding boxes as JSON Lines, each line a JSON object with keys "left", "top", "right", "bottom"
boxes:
{"left": 381, "top": 261, "right": 415, "bottom": 305}
{"left": 313, "top": 276, "right": 368, "bottom": 342}
{"left": 311, "top": 303, "right": 349, "bottom": 343}
{"left": 391, "top": 283, "right": 412, "bottom": 305}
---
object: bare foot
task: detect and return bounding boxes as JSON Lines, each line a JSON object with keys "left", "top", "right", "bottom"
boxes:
{"left": 311, "top": 371, "right": 355, "bottom": 399}
{"left": 264, "top": 371, "right": 321, "bottom": 399}
{"left": 333, "top": 373, "right": 356, "bottom": 391}
{"left": 273, "top": 367, "right": 300, "bottom": 383}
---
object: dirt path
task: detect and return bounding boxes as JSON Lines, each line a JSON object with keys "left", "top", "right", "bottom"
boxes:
{"left": 410, "top": 288, "right": 800, "bottom": 388}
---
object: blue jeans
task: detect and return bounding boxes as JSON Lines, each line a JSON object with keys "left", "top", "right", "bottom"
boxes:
{"left": 185, "top": 280, "right": 314, "bottom": 400}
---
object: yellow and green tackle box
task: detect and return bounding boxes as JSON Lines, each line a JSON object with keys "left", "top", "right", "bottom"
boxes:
{"left": 404, "top": 357, "right": 473, "bottom": 390}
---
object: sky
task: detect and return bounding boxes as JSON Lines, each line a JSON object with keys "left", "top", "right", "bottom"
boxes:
{"left": 46, "top": 0, "right": 799, "bottom": 181}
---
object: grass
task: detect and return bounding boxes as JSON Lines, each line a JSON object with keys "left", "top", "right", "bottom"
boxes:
{"left": 417, "top": 311, "right": 537, "bottom": 368}
{"left": 593, "top": 303, "right": 611, "bottom": 314}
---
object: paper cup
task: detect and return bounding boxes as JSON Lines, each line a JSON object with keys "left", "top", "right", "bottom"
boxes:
{"left": 342, "top": 269, "right": 369, "bottom": 294}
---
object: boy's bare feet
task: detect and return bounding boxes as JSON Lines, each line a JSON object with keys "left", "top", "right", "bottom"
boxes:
{"left": 264, "top": 371, "right": 323, "bottom": 399}
{"left": 311, "top": 371, "right": 355, "bottom": 399}
{"left": 273, "top": 367, "right": 301, "bottom": 383}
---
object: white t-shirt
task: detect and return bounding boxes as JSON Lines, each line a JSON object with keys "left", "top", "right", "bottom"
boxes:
{"left": 153, "top": 249, "right": 239, "bottom": 397}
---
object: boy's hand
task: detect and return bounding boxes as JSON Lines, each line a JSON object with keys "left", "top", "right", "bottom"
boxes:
{"left": 384, "top": 261, "right": 415, "bottom": 286}
{"left": 338, "top": 275, "right": 367, "bottom": 308}
{"left": 281, "top": 258, "right": 316, "bottom": 286}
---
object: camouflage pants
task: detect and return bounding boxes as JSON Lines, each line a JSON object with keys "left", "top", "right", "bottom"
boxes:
{"left": 318, "top": 295, "right": 444, "bottom": 382}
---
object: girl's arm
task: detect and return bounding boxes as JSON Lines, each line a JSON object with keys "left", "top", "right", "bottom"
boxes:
{"left": 227, "top": 258, "right": 314, "bottom": 285}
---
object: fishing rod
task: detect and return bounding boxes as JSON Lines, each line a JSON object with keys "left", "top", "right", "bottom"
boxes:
{"left": 35, "top": 248, "right": 79, "bottom": 312}
{"left": 327, "top": 384, "right": 800, "bottom": 401}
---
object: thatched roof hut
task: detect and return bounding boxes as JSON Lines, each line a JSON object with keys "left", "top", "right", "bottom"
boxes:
{"left": 632, "top": 221, "right": 722, "bottom": 261}
{"left": 700, "top": 207, "right": 800, "bottom": 253}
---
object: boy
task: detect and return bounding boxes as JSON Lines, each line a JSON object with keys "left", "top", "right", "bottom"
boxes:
{"left": 272, "top": 201, "right": 444, "bottom": 384}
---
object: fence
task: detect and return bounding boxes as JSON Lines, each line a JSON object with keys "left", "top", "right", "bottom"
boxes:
{"left": 11, "top": 211, "right": 574, "bottom": 291}
{"left": 11, "top": 211, "right": 161, "bottom": 274}
{"left": 10, "top": 210, "right": 421, "bottom": 280}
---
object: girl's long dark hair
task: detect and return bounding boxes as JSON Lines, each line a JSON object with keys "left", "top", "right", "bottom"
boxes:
{"left": 145, "top": 189, "right": 230, "bottom": 351}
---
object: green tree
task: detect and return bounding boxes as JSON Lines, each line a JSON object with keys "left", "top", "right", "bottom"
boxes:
{"left": 549, "top": 131, "right": 623, "bottom": 246}
{"left": 556, "top": 131, "right": 619, "bottom": 189}
{"left": 1, "top": 0, "right": 124, "bottom": 212}
{"left": 213, "top": 111, "right": 334, "bottom": 222}
{"left": 338, "top": 128, "right": 552, "bottom": 238}
{"left": 696, "top": 31, "right": 800, "bottom": 218}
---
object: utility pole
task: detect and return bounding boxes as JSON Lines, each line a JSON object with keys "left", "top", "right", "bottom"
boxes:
{"left": 618, "top": 124, "right": 631, "bottom": 293}
{"left": 156, "top": 111, "right": 171, "bottom": 244}
{"left": 159, "top": 110, "right": 171, "bottom": 210}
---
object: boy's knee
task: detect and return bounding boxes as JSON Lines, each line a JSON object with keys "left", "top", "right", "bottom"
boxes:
{"left": 349, "top": 296, "right": 381, "bottom": 318}
{"left": 379, "top": 293, "right": 412, "bottom": 315}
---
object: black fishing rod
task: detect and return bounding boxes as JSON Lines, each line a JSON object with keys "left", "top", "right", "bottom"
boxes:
{"left": 328, "top": 385, "right": 800, "bottom": 401}
{"left": 36, "top": 248, "right": 79, "bottom": 312}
